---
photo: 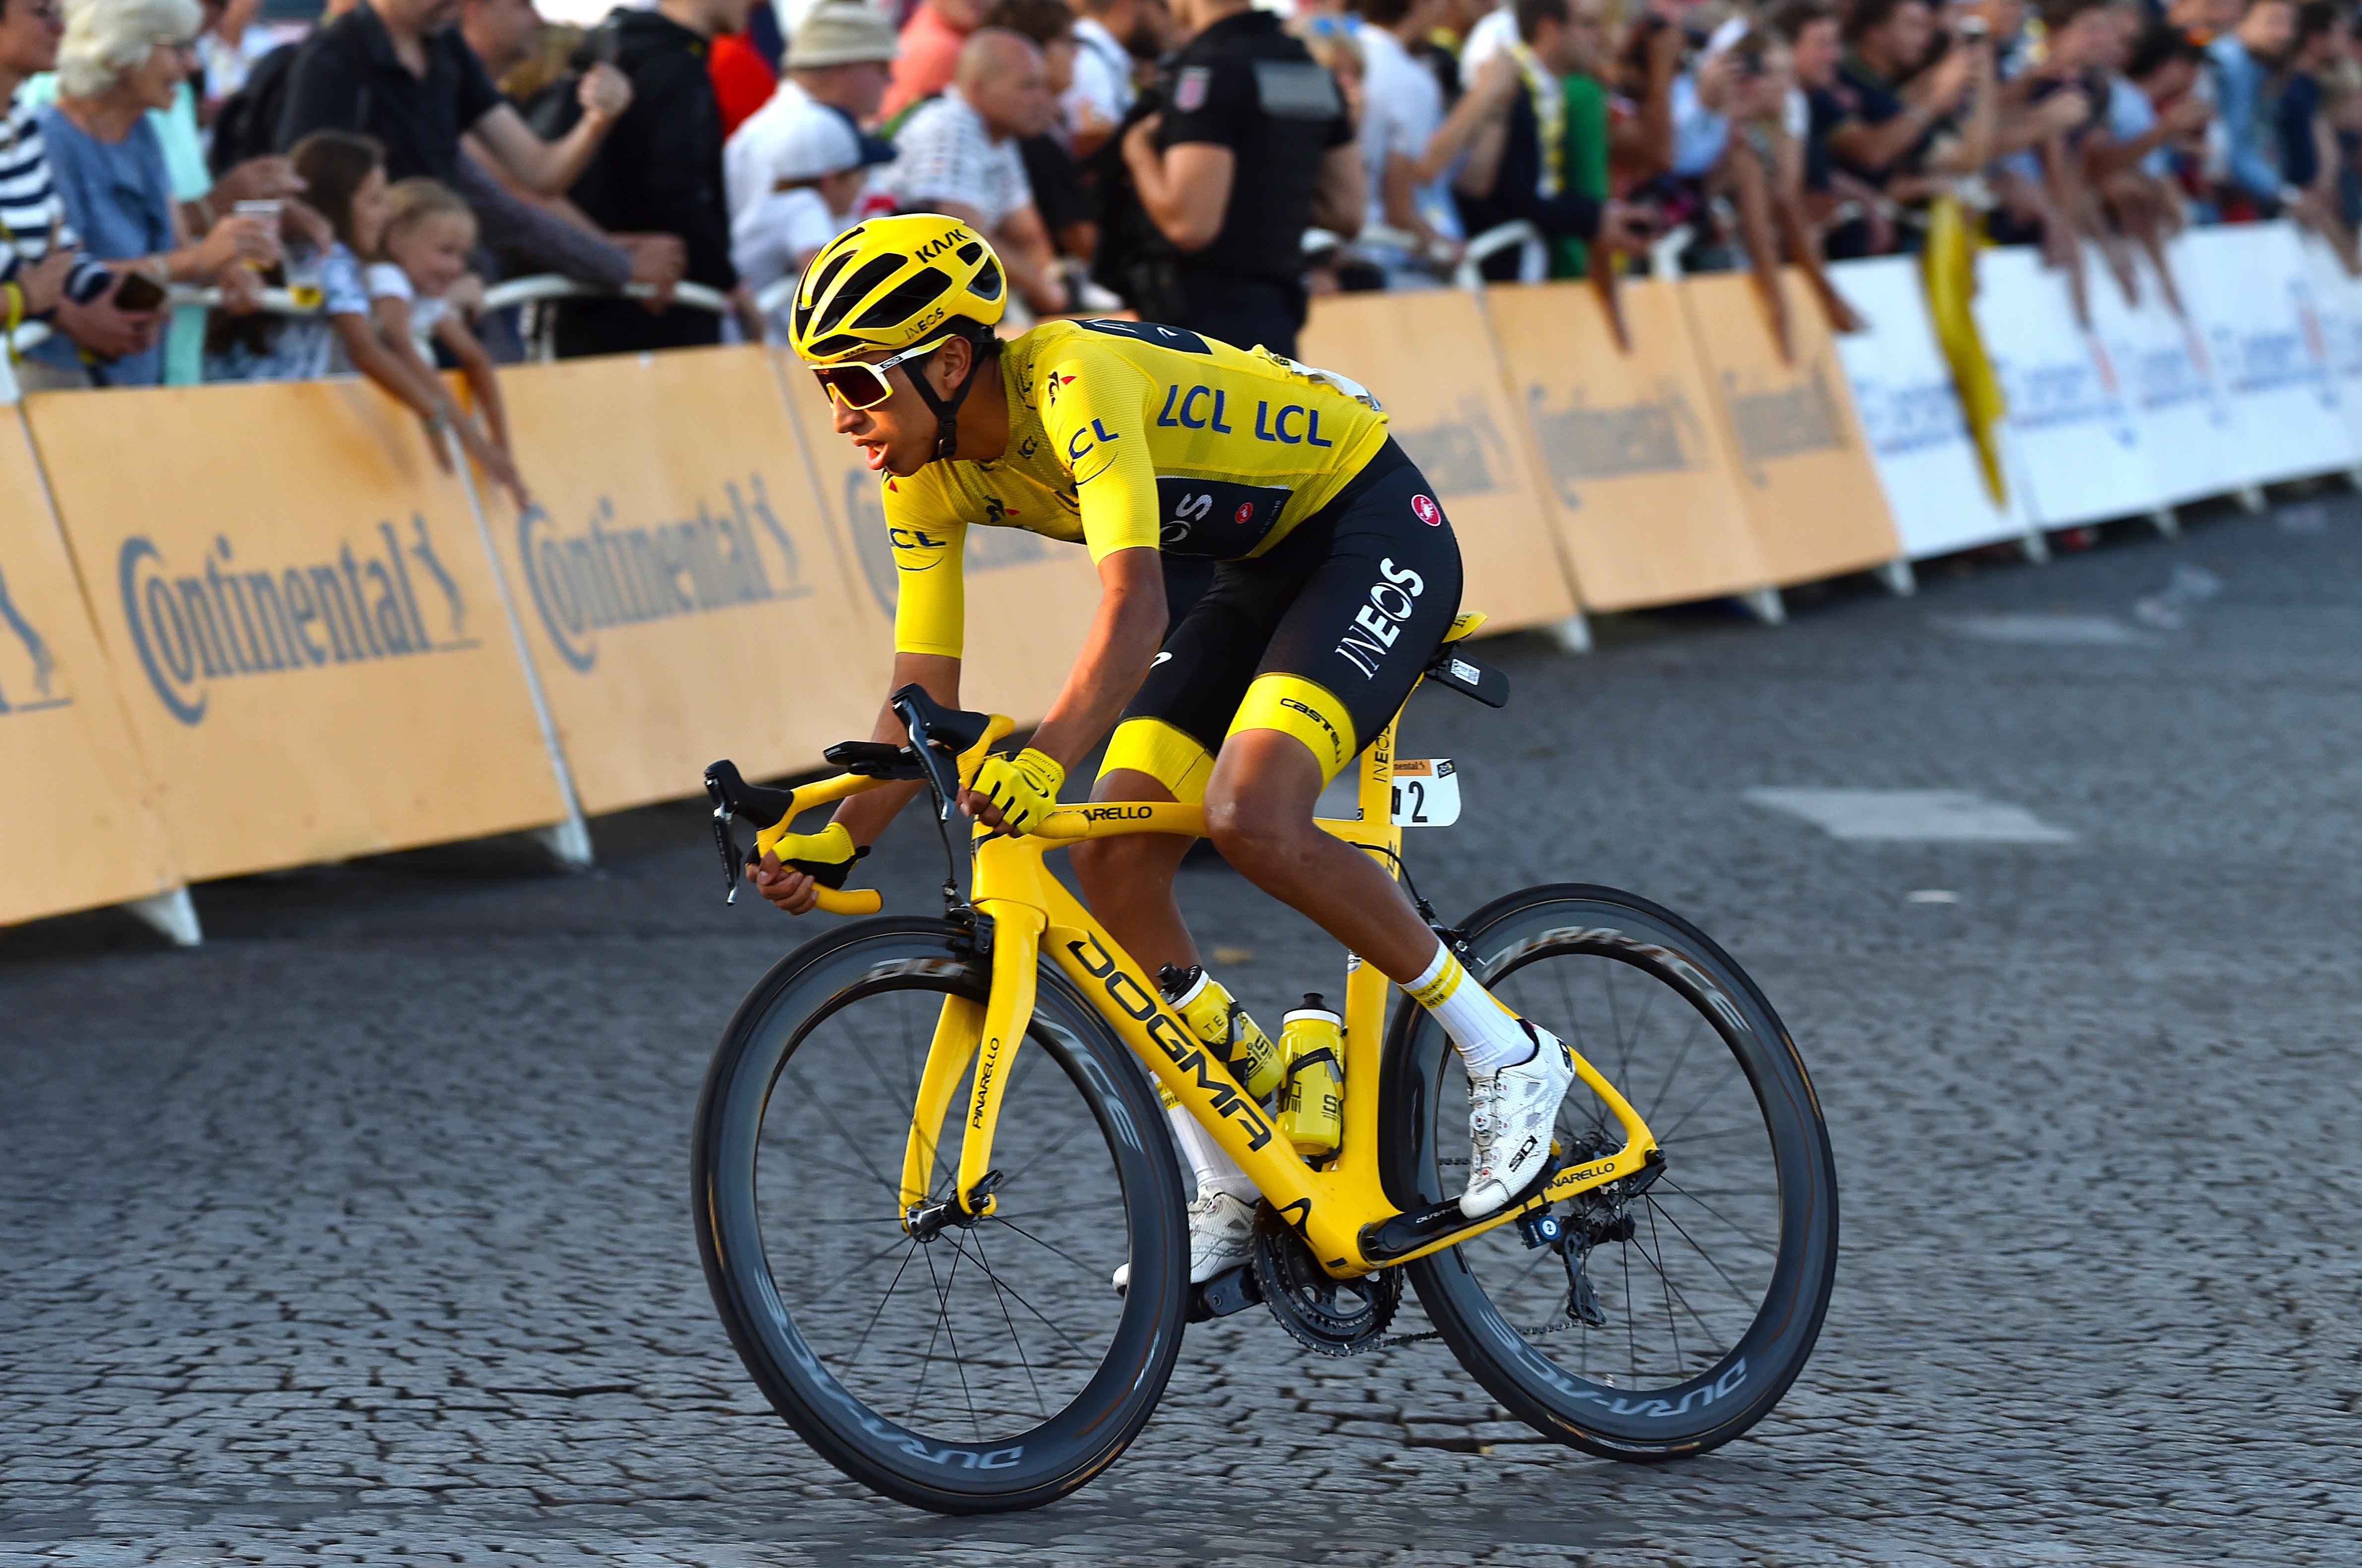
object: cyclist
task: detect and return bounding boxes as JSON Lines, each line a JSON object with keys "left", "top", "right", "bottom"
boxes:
{"left": 753, "top": 214, "right": 1578, "bottom": 1281}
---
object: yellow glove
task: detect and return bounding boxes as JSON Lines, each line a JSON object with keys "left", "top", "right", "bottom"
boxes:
{"left": 753, "top": 819, "right": 865, "bottom": 888}
{"left": 972, "top": 747, "right": 1065, "bottom": 833}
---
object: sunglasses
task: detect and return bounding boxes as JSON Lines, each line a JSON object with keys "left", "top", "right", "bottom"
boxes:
{"left": 810, "top": 334, "right": 952, "bottom": 411}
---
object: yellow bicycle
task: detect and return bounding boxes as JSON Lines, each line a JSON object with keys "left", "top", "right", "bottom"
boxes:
{"left": 692, "top": 618, "right": 1838, "bottom": 1513}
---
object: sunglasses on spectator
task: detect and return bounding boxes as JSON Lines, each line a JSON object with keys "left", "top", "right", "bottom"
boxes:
{"left": 811, "top": 334, "right": 953, "bottom": 410}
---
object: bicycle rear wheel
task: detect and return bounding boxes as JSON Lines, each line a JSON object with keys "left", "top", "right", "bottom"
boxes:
{"left": 693, "top": 918, "right": 1189, "bottom": 1513}
{"left": 1381, "top": 885, "right": 1837, "bottom": 1458}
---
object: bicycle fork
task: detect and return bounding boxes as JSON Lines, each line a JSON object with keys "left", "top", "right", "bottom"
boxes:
{"left": 898, "top": 902, "right": 1047, "bottom": 1232}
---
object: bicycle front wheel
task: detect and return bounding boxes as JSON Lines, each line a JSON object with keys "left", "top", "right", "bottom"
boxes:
{"left": 692, "top": 918, "right": 1189, "bottom": 1513}
{"left": 1381, "top": 885, "right": 1838, "bottom": 1459}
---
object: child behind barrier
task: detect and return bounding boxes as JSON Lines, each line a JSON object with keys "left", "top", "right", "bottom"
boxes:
{"left": 288, "top": 130, "right": 526, "bottom": 505}
{"left": 368, "top": 179, "right": 514, "bottom": 488}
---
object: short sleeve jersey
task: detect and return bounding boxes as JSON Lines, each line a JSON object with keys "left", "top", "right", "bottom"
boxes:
{"left": 881, "top": 317, "right": 1392, "bottom": 658}
{"left": 1155, "top": 9, "right": 1353, "bottom": 282}
{"left": 275, "top": 5, "right": 503, "bottom": 184}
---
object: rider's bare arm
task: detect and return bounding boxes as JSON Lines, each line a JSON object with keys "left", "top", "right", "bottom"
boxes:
{"left": 959, "top": 546, "right": 1166, "bottom": 827}
{"left": 749, "top": 651, "right": 960, "bottom": 914}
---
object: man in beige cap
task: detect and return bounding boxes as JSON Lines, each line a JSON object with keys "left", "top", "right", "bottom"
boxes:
{"left": 725, "top": 0, "right": 900, "bottom": 223}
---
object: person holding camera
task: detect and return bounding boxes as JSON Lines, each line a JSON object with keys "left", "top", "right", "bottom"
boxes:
{"left": 1110, "top": 0, "right": 1363, "bottom": 359}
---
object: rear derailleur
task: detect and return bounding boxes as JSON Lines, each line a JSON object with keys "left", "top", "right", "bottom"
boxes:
{"left": 1516, "top": 1146, "right": 1663, "bottom": 1329}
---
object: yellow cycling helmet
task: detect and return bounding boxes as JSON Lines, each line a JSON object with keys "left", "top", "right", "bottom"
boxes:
{"left": 789, "top": 214, "right": 1008, "bottom": 365}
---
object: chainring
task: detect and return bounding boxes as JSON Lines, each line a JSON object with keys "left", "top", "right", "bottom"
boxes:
{"left": 1251, "top": 1204, "right": 1401, "bottom": 1357}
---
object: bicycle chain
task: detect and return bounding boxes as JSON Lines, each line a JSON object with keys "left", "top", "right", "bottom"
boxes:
{"left": 1372, "top": 1314, "right": 1582, "bottom": 1353}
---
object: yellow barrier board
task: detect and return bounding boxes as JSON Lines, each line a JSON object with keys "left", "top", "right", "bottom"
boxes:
{"left": 1681, "top": 270, "right": 1903, "bottom": 586}
{"left": 0, "top": 412, "right": 180, "bottom": 927}
{"left": 1299, "top": 290, "right": 1578, "bottom": 632}
{"left": 1485, "top": 279, "right": 1772, "bottom": 611}
{"left": 488, "top": 347, "right": 885, "bottom": 814}
{"left": 776, "top": 349, "right": 1102, "bottom": 727}
{"left": 26, "top": 380, "right": 568, "bottom": 883}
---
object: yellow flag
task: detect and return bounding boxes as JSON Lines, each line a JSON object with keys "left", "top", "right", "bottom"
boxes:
{"left": 1922, "top": 194, "right": 2008, "bottom": 505}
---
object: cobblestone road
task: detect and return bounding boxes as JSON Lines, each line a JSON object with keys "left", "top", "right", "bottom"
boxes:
{"left": 6, "top": 502, "right": 2360, "bottom": 1567}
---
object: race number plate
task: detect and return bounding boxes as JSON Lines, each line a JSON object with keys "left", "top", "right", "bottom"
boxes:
{"left": 1391, "top": 759, "right": 1460, "bottom": 827}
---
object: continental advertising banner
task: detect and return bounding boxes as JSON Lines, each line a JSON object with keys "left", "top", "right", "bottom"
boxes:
{"left": 776, "top": 349, "right": 1101, "bottom": 729}
{"left": 0, "top": 412, "right": 180, "bottom": 927}
{"left": 1971, "top": 244, "right": 2170, "bottom": 527}
{"left": 1485, "top": 279, "right": 1771, "bottom": 611}
{"left": 1826, "top": 255, "right": 2033, "bottom": 561}
{"left": 1682, "top": 270, "right": 1903, "bottom": 587}
{"left": 26, "top": 380, "right": 568, "bottom": 882}
{"left": 489, "top": 347, "right": 884, "bottom": 814}
{"left": 1299, "top": 289, "right": 1578, "bottom": 632}
{"left": 2172, "top": 223, "right": 2360, "bottom": 485}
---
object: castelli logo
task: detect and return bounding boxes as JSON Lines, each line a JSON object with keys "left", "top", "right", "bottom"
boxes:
{"left": 1411, "top": 494, "right": 1441, "bottom": 526}
{"left": 1234, "top": 501, "right": 1255, "bottom": 524}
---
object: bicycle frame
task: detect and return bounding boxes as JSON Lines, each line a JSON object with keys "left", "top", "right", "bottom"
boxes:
{"left": 871, "top": 701, "right": 1662, "bottom": 1281}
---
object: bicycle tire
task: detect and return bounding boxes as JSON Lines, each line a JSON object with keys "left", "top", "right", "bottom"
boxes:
{"left": 1380, "top": 885, "right": 1838, "bottom": 1459}
{"left": 692, "top": 917, "right": 1190, "bottom": 1513}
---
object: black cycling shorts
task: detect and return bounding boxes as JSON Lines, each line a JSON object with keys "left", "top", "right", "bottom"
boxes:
{"left": 1099, "top": 439, "right": 1464, "bottom": 799}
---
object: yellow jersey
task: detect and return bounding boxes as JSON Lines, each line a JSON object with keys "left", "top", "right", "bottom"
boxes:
{"left": 881, "top": 318, "right": 1392, "bottom": 658}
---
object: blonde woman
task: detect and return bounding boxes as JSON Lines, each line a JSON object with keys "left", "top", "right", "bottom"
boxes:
{"left": 26, "top": 0, "right": 271, "bottom": 386}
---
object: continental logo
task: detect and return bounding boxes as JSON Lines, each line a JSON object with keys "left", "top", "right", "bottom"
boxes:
{"left": 1719, "top": 361, "right": 1846, "bottom": 488}
{"left": 2210, "top": 302, "right": 2337, "bottom": 403}
{"left": 518, "top": 475, "right": 805, "bottom": 674}
{"left": 1065, "top": 934, "right": 1272, "bottom": 1152}
{"left": 1845, "top": 372, "right": 1970, "bottom": 460}
{"left": 1393, "top": 398, "right": 1514, "bottom": 498}
{"left": 118, "top": 516, "right": 469, "bottom": 727}
{"left": 849, "top": 472, "right": 1053, "bottom": 616}
{"left": 0, "top": 560, "right": 66, "bottom": 717}
{"left": 1526, "top": 380, "right": 1707, "bottom": 506}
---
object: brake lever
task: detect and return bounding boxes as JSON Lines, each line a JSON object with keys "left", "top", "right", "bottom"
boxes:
{"left": 892, "top": 692, "right": 965, "bottom": 822}
{"left": 711, "top": 800, "right": 744, "bottom": 904}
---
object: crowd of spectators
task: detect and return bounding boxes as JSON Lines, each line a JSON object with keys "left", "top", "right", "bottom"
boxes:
{"left": 7, "top": 0, "right": 2362, "bottom": 424}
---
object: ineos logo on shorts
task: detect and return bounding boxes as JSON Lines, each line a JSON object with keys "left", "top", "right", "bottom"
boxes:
{"left": 1334, "top": 558, "right": 1425, "bottom": 679}
{"left": 1411, "top": 494, "right": 1441, "bottom": 526}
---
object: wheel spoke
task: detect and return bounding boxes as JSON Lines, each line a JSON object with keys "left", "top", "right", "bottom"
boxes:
{"left": 1650, "top": 1176, "right": 1780, "bottom": 1256}
{"left": 939, "top": 1231, "right": 1099, "bottom": 1361}
{"left": 1644, "top": 1014, "right": 1707, "bottom": 1126}
{"left": 1644, "top": 1193, "right": 1764, "bottom": 1311}
{"left": 985, "top": 1213, "right": 1108, "bottom": 1285}
{"left": 1652, "top": 1060, "right": 1745, "bottom": 1144}
{"left": 972, "top": 1230, "right": 1049, "bottom": 1421}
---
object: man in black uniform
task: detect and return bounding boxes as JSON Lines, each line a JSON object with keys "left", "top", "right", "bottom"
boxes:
{"left": 1114, "top": 0, "right": 1363, "bottom": 358}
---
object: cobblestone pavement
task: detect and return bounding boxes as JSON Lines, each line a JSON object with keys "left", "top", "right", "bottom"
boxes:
{"left": 6, "top": 501, "right": 2361, "bottom": 1567}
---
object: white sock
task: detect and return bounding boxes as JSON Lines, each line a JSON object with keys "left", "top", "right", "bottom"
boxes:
{"left": 1160, "top": 1091, "right": 1258, "bottom": 1204}
{"left": 1404, "top": 941, "right": 1536, "bottom": 1074}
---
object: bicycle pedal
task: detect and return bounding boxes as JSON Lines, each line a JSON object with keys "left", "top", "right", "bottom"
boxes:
{"left": 1188, "top": 1264, "right": 1262, "bottom": 1323}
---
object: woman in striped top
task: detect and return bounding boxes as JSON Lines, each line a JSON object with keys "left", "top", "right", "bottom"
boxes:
{"left": 0, "top": 0, "right": 117, "bottom": 344}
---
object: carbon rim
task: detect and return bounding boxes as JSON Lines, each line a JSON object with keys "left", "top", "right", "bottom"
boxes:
{"left": 1394, "top": 891, "right": 1835, "bottom": 1452}
{"left": 697, "top": 926, "right": 1186, "bottom": 1503}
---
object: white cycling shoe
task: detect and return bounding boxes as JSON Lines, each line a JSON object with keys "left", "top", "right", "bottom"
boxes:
{"left": 1111, "top": 1190, "right": 1257, "bottom": 1293}
{"left": 1460, "top": 1021, "right": 1577, "bottom": 1218}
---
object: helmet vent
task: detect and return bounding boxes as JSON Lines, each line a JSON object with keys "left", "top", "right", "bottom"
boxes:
{"left": 967, "top": 259, "right": 1005, "bottom": 303}
{"left": 815, "top": 253, "right": 908, "bottom": 336}
{"left": 956, "top": 241, "right": 984, "bottom": 265}
{"left": 852, "top": 267, "right": 954, "bottom": 331}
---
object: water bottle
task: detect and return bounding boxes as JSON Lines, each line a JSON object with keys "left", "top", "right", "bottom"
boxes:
{"left": 1158, "top": 964, "right": 1282, "bottom": 1100}
{"left": 1277, "top": 994, "right": 1344, "bottom": 1155}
